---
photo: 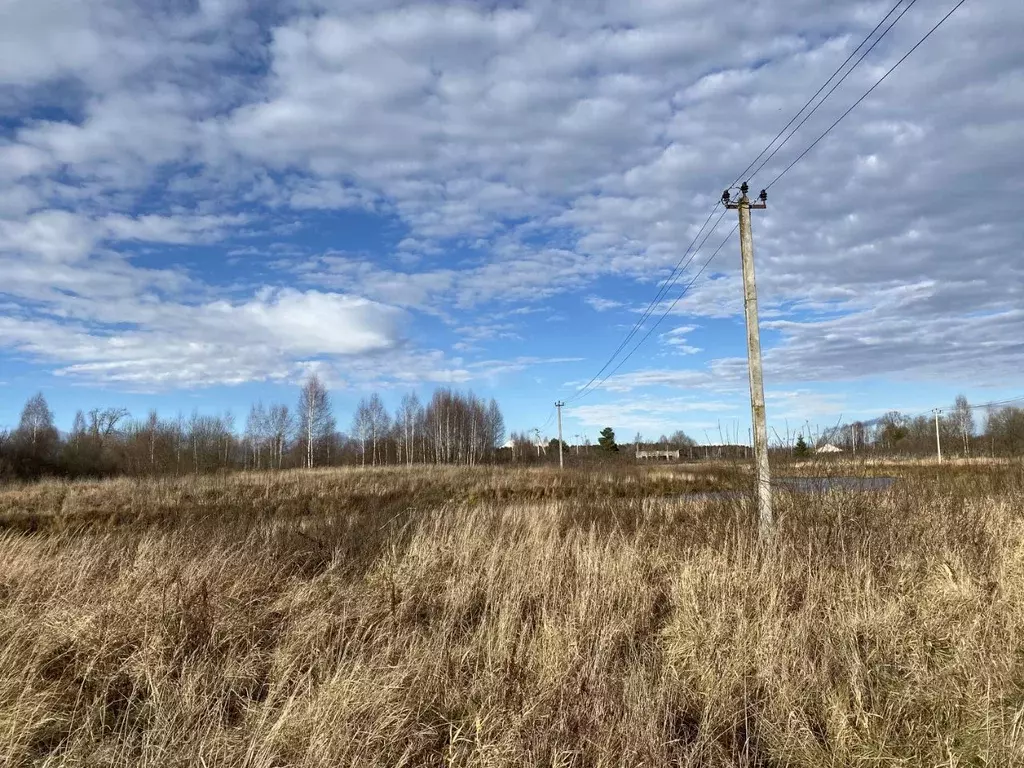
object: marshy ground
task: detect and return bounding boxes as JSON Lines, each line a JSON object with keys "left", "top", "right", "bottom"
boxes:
{"left": 1, "top": 460, "right": 1022, "bottom": 766}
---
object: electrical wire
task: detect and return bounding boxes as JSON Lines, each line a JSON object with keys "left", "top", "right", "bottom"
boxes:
{"left": 766, "top": 0, "right": 969, "bottom": 190}
{"left": 728, "top": 0, "right": 912, "bottom": 189}
{"left": 746, "top": 0, "right": 919, "bottom": 184}
{"left": 563, "top": 0, "right": 969, "bottom": 409}
{"left": 567, "top": 202, "right": 723, "bottom": 402}
{"left": 966, "top": 396, "right": 1024, "bottom": 412}
{"left": 571, "top": 2, "right": 918, "bottom": 403}
{"left": 571, "top": 207, "right": 729, "bottom": 401}
{"left": 865, "top": 395, "right": 1024, "bottom": 425}
{"left": 536, "top": 408, "right": 556, "bottom": 433}
{"left": 574, "top": 220, "right": 738, "bottom": 401}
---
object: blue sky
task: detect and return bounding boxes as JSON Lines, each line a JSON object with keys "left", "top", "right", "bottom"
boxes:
{"left": 1, "top": 0, "right": 1022, "bottom": 444}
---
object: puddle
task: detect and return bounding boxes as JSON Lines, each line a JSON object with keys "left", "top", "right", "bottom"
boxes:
{"left": 777, "top": 476, "right": 896, "bottom": 493}
{"left": 677, "top": 476, "right": 896, "bottom": 500}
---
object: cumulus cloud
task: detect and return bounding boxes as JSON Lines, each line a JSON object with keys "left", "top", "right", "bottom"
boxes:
{"left": 585, "top": 296, "right": 624, "bottom": 312}
{"left": 0, "top": 0, "right": 1020, "bottom": 397}
{"left": 0, "top": 288, "right": 406, "bottom": 387}
{"left": 570, "top": 395, "right": 743, "bottom": 437}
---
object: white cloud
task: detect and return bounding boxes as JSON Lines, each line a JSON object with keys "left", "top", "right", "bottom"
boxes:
{"left": 659, "top": 324, "right": 702, "bottom": 354}
{"left": 287, "top": 179, "right": 377, "bottom": 210}
{"left": 0, "top": 289, "right": 406, "bottom": 387}
{"left": 570, "top": 395, "right": 742, "bottom": 436}
{"left": 0, "top": 0, "right": 1021, "bottom": 396}
{"left": 585, "top": 296, "right": 624, "bottom": 312}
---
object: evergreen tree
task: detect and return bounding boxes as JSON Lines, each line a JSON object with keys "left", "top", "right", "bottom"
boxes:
{"left": 598, "top": 427, "right": 619, "bottom": 452}
{"left": 547, "top": 438, "right": 569, "bottom": 454}
{"left": 794, "top": 434, "right": 810, "bottom": 458}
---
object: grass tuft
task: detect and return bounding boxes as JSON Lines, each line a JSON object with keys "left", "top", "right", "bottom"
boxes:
{"left": 0, "top": 461, "right": 1022, "bottom": 765}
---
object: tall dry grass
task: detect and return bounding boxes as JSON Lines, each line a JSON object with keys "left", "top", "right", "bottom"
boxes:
{"left": 0, "top": 463, "right": 1022, "bottom": 766}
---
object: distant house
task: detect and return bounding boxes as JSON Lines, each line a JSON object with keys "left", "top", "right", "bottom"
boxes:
{"left": 636, "top": 449, "right": 680, "bottom": 461}
{"left": 816, "top": 443, "right": 843, "bottom": 454}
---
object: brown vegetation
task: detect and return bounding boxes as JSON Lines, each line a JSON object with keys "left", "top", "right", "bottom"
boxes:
{"left": 1, "top": 462, "right": 1023, "bottom": 766}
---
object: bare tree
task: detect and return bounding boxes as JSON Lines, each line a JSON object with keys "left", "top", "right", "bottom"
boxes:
{"left": 70, "top": 410, "right": 87, "bottom": 450}
{"left": 267, "top": 404, "right": 292, "bottom": 469}
{"left": 367, "top": 393, "right": 389, "bottom": 466}
{"left": 145, "top": 410, "right": 159, "bottom": 472}
{"left": 420, "top": 388, "right": 506, "bottom": 466}
{"left": 351, "top": 400, "right": 371, "bottom": 467}
{"left": 17, "top": 393, "right": 56, "bottom": 450}
{"left": 486, "top": 398, "right": 505, "bottom": 456}
{"left": 297, "top": 373, "right": 333, "bottom": 469}
{"left": 173, "top": 412, "right": 185, "bottom": 475}
{"left": 245, "top": 402, "right": 269, "bottom": 469}
{"left": 396, "top": 393, "right": 423, "bottom": 467}
{"left": 87, "top": 407, "right": 129, "bottom": 442}
{"left": 667, "top": 429, "right": 695, "bottom": 448}
{"left": 221, "top": 410, "right": 236, "bottom": 466}
{"left": 951, "top": 394, "right": 974, "bottom": 457}
{"left": 984, "top": 405, "right": 1024, "bottom": 457}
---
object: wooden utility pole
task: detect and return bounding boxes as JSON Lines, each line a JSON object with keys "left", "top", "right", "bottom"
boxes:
{"left": 555, "top": 401, "right": 565, "bottom": 469}
{"left": 933, "top": 408, "right": 943, "bottom": 462}
{"left": 723, "top": 182, "right": 774, "bottom": 538}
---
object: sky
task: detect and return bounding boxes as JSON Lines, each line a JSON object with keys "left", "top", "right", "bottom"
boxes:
{"left": 1, "top": 0, "right": 1022, "bottom": 445}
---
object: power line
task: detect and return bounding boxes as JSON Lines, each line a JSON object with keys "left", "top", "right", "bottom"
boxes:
{"left": 565, "top": 0, "right": 969, "bottom": 408}
{"left": 766, "top": 0, "right": 969, "bottom": 190}
{"left": 572, "top": 2, "right": 917, "bottom": 402}
{"left": 728, "top": 0, "right": 912, "bottom": 189}
{"left": 568, "top": 203, "right": 723, "bottom": 402}
{"left": 746, "top": 0, "right": 919, "bottom": 184}
{"left": 967, "top": 396, "right": 1024, "bottom": 412}
{"left": 571, "top": 208, "right": 729, "bottom": 401}
{"left": 574, "top": 219, "right": 738, "bottom": 400}
{"left": 535, "top": 407, "right": 556, "bottom": 435}
{"left": 860, "top": 395, "right": 1024, "bottom": 425}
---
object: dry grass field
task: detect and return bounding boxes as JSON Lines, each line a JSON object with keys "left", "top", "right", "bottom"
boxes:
{"left": 1, "top": 461, "right": 1023, "bottom": 767}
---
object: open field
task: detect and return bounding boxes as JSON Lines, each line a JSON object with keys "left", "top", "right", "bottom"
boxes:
{"left": 1, "top": 462, "right": 1024, "bottom": 766}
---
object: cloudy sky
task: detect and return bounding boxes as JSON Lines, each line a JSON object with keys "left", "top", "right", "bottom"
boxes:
{"left": 1, "top": 0, "right": 1021, "bottom": 442}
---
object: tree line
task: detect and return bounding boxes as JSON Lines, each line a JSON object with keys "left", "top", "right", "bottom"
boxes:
{"left": 0, "top": 375, "right": 507, "bottom": 481}
{"left": 806, "top": 394, "right": 1024, "bottom": 458}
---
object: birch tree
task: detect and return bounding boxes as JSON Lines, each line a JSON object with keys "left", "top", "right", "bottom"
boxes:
{"left": 352, "top": 400, "right": 370, "bottom": 467}
{"left": 297, "top": 373, "right": 333, "bottom": 469}
{"left": 367, "top": 393, "right": 389, "bottom": 466}
{"left": 17, "top": 393, "right": 56, "bottom": 451}
{"left": 267, "top": 404, "right": 292, "bottom": 469}
{"left": 486, "top": 398, "right": 505, "bottom": 454}
{"left": 951, "top": 394, "right": 974, "bottom": 456}
{"left": 245, "top": 402, "right": 269, "bottom": 469}
{"left": 396, "top": 393, "right": 423, "bottom": 466}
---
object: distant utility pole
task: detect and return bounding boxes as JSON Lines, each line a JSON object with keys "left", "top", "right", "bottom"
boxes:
{"left": 573, "top": 434, "right": 581, "bottom": 455}
{"left": 851, "top": 424, "right": 856, "bottom": 454}
{"left": 724, "top": 182, "right": 773, "bottom": 539}
{"left": 933, "top": 408, "right": 943, "bottom": 462}
{"left": 555, "top": 401, "right": 565, "bottom": 469}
